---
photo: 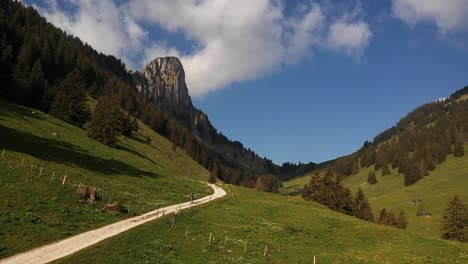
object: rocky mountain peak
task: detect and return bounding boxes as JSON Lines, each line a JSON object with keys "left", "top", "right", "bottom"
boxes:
{"left": 134, "top": 57, "right": 192, "bottom": 116}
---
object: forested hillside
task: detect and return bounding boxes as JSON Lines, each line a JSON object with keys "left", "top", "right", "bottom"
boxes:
{"left": 333, "top": 87, "right": 467, "bottom": 186}
{"left": 0, "top": 0, "right": 313, "bottom": 190}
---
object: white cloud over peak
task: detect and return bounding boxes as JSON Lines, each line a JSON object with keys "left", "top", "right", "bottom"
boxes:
{"left": 34, "top": 0, "right": 373, "bottom": 96}
{"left": 392, "top": 0, "right": 468, "bottom": 33}
{"left": 37, "top": 0, "right": 147, "bottom": 67}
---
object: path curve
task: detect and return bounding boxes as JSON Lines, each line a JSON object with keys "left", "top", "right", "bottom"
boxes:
{"left": 0, "top": 183, "right": 226, "bottom": 264}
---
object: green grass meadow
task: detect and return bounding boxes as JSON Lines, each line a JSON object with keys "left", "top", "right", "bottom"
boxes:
{"left": 55, "top": 184, "right": 468, "bottom": 264}
{"left": 1, "top": 99, "right": 467, "bottom": 263}
{"left": 0, "top": 100, "right": 211, "bottom": 257}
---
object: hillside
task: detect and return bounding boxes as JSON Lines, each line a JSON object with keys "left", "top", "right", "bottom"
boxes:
{"left": 341, "top": 147, "right": 468, "bottom": 238}
{"left": 54, "top": 184, "right": 468, "bottom": 263}
{"left": 282, "top": 88, "right": 468, "bottom": 239}
{"left": 0, "top": 1, "right": 315, "bottom": 189}
{"left": 0, "top": 100, "right": 212, "bottom": 258}
{"left": 282, "top": 147, "right": 468, "bottom": 237}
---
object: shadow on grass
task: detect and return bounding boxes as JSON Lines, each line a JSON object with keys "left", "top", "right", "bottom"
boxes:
{"left": 116, "top": 144, "right": 156, "bottom": 165}
{"left": 0, "top": 125, "right": 157, "bottom": 178}
{"left": 129, "top": 134, "right": 147, "bottom": 144}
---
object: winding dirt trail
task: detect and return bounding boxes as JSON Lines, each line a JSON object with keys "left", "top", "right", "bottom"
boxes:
{"left": 0, "top": 183, "right": 226, "bottom": 264}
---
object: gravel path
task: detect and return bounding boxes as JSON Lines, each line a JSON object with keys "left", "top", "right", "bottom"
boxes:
{"left": 0, "top": 183, "right": 226, "bottom": 264}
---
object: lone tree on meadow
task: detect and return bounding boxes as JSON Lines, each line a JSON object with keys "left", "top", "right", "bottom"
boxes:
{"left": 441, "top": 196, "right": 467, "bottom": 242}
{"left": 354, "top": 188, "right": 374, "bottom": 222}
{"left": 396, "top": 210, "right": 408, "bottom": 229}
{"left": 88, "top": 95, "right": 124, "bottom": 146}
{"left": 367, "top": 171, "right": 377, "bottom": 185}
{"left": 49, "top": 69, "right": 90, "bottom": 127}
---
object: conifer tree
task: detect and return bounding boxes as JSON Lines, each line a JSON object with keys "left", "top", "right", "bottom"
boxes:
{"left": 50, "top": 69, "right": 90, "bottom": 127}
{"left": 120, "top": 113, "right": 134, "bottom": 137}
{"left": 30, "top": 59, "right": 46, "bottom": 109}
{"left": 354, "top": 188, "right": 374, "bottom": 222}
{"left": 441, "top": 196, "right": 467, "bottom": 242}
{"left": 387, "top": 212, "right": 397, "bottom": 227}
{"left": 454, "top": 139, "right": 465, "bottom": 157}
{"left": 367, "top": 171, "right": 377, "bottom": 185}
{"left": 419, "top": 159, "right": 428, "bottom": 177}
{"left": 381, "top": 163, "right": 390, "bottom": 176}
{"left": 396, "top": 210, "right": 408, "bottom": 229}
{"left": 131, "top": 117, "right": 139, "bottom": 132}
{"left": 404, "top": 160, "right": 422, "bottom": 186}
{"left": 352, "top": 161, "right": 359, "bottom": 175}
{"left": 378, "top": 208, "right": 389, "bottom": 224}
{"left": 209, "top": 164, "right": 219, "bottom": 184}
{"left": 88, "top": 95, "right": 124, "bottom": 146}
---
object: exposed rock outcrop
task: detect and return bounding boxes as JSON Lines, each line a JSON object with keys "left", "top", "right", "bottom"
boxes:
{"left": 133, "top": 57, "right": 278, "bottom": 175}
{"left": 133, "top": 57, "right": 192, "bottom": 118}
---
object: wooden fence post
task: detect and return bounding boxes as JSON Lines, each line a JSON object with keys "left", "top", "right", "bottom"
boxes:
{"left": 264, "top": 246, "right": 268, "bottom": 257}
{"left": 185, "top": 226, "right": 189, "bottom": 236}
{"left": 171, "top": 217, "right": 175, "bottom": 229}
{"left": 209, "top": 232, "right": 212, "bottom": 243}
{"left": 21, "top": 159, "right": 24, "bottom": 167}
{"left": 223, "top": 236, "right": 228, "bottom": 249}
{"left": 62, "top": 174, "right": 67, "bottom": 185}
{"left": 51, "top": 172, "right": 55, "bottom": 181}
{"left": 1, "top": 149, "right": 4, "bottom": 159}
{"left": 314, "top": 256, "right": 316, "bottom": 264}
{"left": 38, "top": 167, "right": 43, "bottom": 178}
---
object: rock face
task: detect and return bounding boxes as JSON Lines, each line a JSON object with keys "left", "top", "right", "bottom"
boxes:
{"left": 134, "top": 56, "right": 277, "bottom": 174}
{"left": 134, "top": 57, "right": 192, "bottom": 118}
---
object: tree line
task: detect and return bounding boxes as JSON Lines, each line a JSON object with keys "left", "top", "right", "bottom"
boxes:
{"left": 333, "top": 92, "right": 467, "bottom": 186}
{"left": 302, "top": 169, "right": 409, "bottom": 228}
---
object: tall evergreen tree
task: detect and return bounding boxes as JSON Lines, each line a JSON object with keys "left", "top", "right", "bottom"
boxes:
{"left": 30, "top": 59, "right": 46, "bottom": 109}
{"left": 209, "top": 164, "right": 219, "bottom": 184}
{"left": 88, "top": 95, "right": 124, "bottom": 146}
{"left": 378, "top": 208, "right": 389, "bottom": 225}
{"left": 367, "top": 171, "right": 377, "bottom": 185}
{"left": 441, "top": 196, "right": 467, "bottom": 242}
{"left": 120, "top": 113, "right": 135, "bottom": 137}
{"left": 381, "top": 163, "right": 390, "bottom": 176}
{"left": 454, "top": 139, "right": 465, "bottom": 157}
{"left": 50, "top": 69, "right": 90, "bottom": 127}
{"left": 354, "top": 188, "right": 374, "bottom": 222}
{"left": 396, "top": 210, "right": 408, "bottom": 229}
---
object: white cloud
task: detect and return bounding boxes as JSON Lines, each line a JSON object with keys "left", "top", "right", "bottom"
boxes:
{"left": 325, "top": 20, "right": 372, "bottom": 57}
{"left": 128, "top": 0, "right": 371, "bottom": 96}
{"left": 392, "top": 0, "right": 468, "bottom": 33}
{"left": 37, "top": 0, "right": 147, "bottom": 67}
{"left": 34, "top": 0, "right": 372, "bottom": 96}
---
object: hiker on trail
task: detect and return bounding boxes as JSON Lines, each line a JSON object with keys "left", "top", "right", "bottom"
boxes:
{"left": 191, "top": 193, "right": 195, "bottom": 204}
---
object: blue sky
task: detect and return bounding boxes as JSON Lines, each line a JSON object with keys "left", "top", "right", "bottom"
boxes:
{"left": 27, "top": 0, "right": 468, "bottom": 164}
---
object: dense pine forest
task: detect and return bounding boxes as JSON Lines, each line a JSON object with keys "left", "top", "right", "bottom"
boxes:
{"left": 332, "top": 87, "right": 467, "bottom": 186}
{"left": 0, "top": 1, "right": 320, "bottom": 191}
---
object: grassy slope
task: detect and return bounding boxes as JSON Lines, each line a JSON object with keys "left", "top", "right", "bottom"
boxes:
{"left": 282, "top": 149, "right": 468, "bottom": 238}
{"left": 55, "top": 184, "right": 468, "bottom": 264}
{"left": 341, "top": 148, "right": 468, "bottom": 238}
{"left": 0, "top": 100, "right": 212, "bottom": 257}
